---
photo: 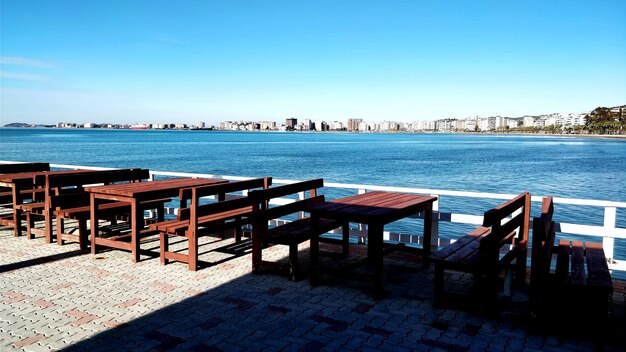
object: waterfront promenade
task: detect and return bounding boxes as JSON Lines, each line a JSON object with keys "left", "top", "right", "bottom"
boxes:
{"left": 1, "top": 226, "right": 625, "bottom": 352}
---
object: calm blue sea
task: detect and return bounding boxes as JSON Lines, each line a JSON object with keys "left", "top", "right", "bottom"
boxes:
{"left": 1, "top": 128, "right": 625, "bottom": 265}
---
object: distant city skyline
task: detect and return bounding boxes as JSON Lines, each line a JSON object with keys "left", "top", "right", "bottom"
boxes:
{"left": 1, "top": 1, "right": 625, "bottom": 125}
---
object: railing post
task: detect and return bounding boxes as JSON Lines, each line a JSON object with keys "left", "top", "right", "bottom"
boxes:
{"left": 147, "top": 172, "right": 156, "bottom": 218}
{"left": 357, "top": 188, "right": 367, "bottom": 242}
{"left": 298, "top": 191, "right": 305, "bottom": 219}
{"left": 603, "top": 206, "right": 616, "bottom": 261}
{"left": 431, "top": 194, "right": 439, "bottom": 249}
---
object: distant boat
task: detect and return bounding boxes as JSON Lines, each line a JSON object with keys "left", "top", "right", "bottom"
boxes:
{"left": 130, "top": 124, "right": 149, "bottom": 130}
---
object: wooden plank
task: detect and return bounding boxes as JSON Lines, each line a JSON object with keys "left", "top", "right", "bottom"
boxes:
{"left": 570, "top": 240, "right": 586, "bottom": 286}
{"left": 430, "top": 227, "right": 490, "bottom": 261}
{"left": 248, "top": 179, "right": 323, "bottom": 202}
{"left": 555, "top": 239, "right": 570, "bottom": 283}
{"left": 267, "top": 218, "right": 340, "bottom": 245}
{"left": 86, "top": 178, "right": 225, "bottom": 197}
{"left": 482, "top": 192, "right": 529, "bottom": 227}
{"left": 0, "top": 169, "right": 97, "bottom": 185}
{"left": 163, "top": 251, "right": 189, "bottom": 263}
{"left": 257, "top": 196, "right": 325, "bottom": 221}
{"left": 47, "top": 169, "right": 148, "bottom": 188}
{"left": 308, "top": 192, "right": 436, "bottom": 224}
{"left": 93, "top": 237, "right": 133, "bottom": 251}
{"left": 195, "top": 197, "right": 253, "bottom": 218}
{"left": 186, "top": 177, "right": 271, "bottom": 199}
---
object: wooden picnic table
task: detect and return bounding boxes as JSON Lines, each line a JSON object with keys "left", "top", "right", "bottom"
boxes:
{"left": 306, "top": 191, "right": 437, "bottom": 298}
{"left": 0, "top": 162, "right": 49, "bottom": 175}
{"left": 86, "top": 177, "right": 227, "bottom": 263}
{"left": 0, "top": 169, "right": 98, "bottom": 237}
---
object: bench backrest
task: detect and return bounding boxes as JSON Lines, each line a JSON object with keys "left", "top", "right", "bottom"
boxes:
{"left": 479, "top": 192, "right": 531, "bottom": 264}
{"left": 0, "top": 162, "right": 50, "bottom": 174}
{"left": 49, "top": 191, "right": 91, "bottom": 210}
{"left": 530, "top": 196, "right": 556, "bottom": 290}
{"left": 178, "top": 177, "right": 272, "bottom": 209}
{"left": 248, "top": 178, "right": 323, "bottom": 203}
{"left": 45, "top": 168, "right": 149, "bottom": 189}
{"left": 247, "top": 178, "right": 325, "bottom": 221}
{"left": 46, "top": 169, "right": 150, "bottom": 209}
{"left": 177, "top": 177, "right": 272, "bottom": 221}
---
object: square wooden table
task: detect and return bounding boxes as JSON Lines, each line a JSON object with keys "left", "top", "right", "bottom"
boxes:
{"left": 86, "top": 177, "right": 227, "bottom": 262}
{"left": 306, "top": 191, "right": 437, "bottom": 298}
{"left": 0, "top": 169, "right": 97, "bottom": 237}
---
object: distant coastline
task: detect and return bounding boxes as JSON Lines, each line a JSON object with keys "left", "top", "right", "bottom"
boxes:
{"left": 2, "top": 125, "right": 625, "bottom": 141}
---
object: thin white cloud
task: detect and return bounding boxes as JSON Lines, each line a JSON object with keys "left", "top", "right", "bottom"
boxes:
{"left": 0, "top": 56, "right": 57, "bottom": 69}
{"left": 0, "top": 71, "right": 50, "bottom": 82}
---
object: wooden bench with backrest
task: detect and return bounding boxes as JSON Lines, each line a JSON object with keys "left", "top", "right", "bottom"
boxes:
{"left": 0, "top": 162, "right": 50, "bottom": 204}
{"left": 149, "top": 177, "right": 272, "bottom": 271}
{"left": 429, "top": 192, "right": 531, "bottom": 307}
{"left": 529, "top": 196, "right": 613, "bottom": 325}
{"left": 22, "top": 168, "right": 167, "bottom": 247}
{"left": 247, "top": 178, "right": 349, "bottom": 281}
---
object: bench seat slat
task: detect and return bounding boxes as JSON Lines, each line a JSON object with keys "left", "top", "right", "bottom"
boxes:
{"left": 56, "top": 198, "right": 170, "bottom": 218}
{"left": 429, "top": 227, "right": 489, "bottom": 261}
{"left": 585, "top": 243, "right": 613, "bottom": 290}
{"left": 18, "top": 202, "right": 44, "bottom": 212}
{"left": 266, "top": 218, "right": 340, "bottom": 246}
{"left": 157, "top": 206, "right": 253, "bottom": 235}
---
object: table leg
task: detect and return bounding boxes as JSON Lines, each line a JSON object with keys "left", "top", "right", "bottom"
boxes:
{"left": 341, "top": 221, "right": 350, "bottom": 256}
{"left": 90, "top": 194, "right": 100, "bottom": 255}
{"left": 422, "top": 206, "right": 433, "bottom": 268}
{"left": 131, "top": 199, "right": 141, "bottom": 263}
{"left": 44, "top": 201, "right": 53, "bottom": 244}
{"left": 368, "top": 222, "right": 384, "bottom": 299}
{"left": 11, "top": 185, "right": 23, "bottom": 237}
{"left": 309, "top": 215, "right": 320, "bottom": 286}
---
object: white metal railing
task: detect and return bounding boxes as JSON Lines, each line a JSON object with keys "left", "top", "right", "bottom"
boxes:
{"left": 3, "top": 161, "right": 625, "bottom": 273}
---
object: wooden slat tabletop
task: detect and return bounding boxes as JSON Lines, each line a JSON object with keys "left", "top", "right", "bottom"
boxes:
{"left": 0, "top": 169, "right": 95, "bottom": 184}
{"left": 86, "top": 178, "right": 226, "bottom": 198}
{"left": 305, "top": 191, "right": 437, "bottom": 224}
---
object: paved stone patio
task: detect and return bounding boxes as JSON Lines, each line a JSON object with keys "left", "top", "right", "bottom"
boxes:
{"left": 1, "top": 225, "right": 624, "bottom": 352}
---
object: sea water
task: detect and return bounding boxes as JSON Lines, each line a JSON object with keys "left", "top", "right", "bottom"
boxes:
{"left": 1, "top": 128, "right": 625, "bottom": 262}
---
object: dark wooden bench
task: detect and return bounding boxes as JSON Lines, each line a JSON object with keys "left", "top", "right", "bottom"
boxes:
{"left": 22, "top": 168, "right": 166, "bottom": 246}
{"left": 248, "top": 178, "right": 349, "bottom": 281}
{"left": 149, "top": 177, "right": 272, "bottom": 271}
{"left": 429, "top": 192, "right": 530, "bottom": 307}
{"left": 530, "top": 196, "right": 613, "bottom": 325}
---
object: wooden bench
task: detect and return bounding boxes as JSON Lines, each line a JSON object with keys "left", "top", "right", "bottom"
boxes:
{"left": 248, "top": 178, "right": 349, "bottom": 281}
{"left": 149, "top": 177, "right": 272, "bottom": 271}
{"left": 530, "top": 196, "right": 613, "bottom": 325}
{"left": 429, "top": 192, "right": 531, "bottom": 307}
{"left": 22, "top": 168, "right": 165, "bottom": 246}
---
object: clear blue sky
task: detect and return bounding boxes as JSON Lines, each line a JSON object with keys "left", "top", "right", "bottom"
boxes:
{"left": 1, "top": 0, "right": 625, "bottom": 125}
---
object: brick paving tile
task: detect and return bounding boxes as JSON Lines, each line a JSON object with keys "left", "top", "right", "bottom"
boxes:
{"left": 1, "top": 228, "right": 626, "bottom": 351}
{"left": 11, "top": 334, "right": 46, "bottom": 349}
